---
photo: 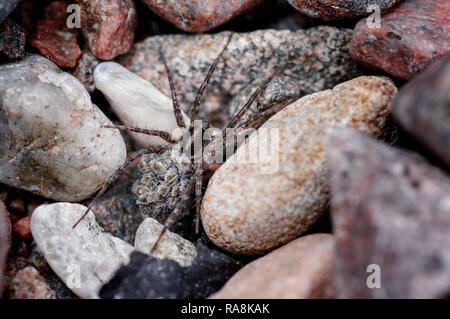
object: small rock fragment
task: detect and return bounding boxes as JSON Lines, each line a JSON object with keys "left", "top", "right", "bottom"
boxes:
{"left": 211, "top": 234, "right": 334, "bottom": 299}
{"left": 100, "top": 242, "right": 241, "bottom": 299}
{"left": 10, "top": 266, "right": 56, "bottom": 299}
{"left": 0, "top": 18, "right": 25, "bottom": 60}
{"left": 76, "top": 0, "right": 137, "bottom": 60}
{"left": 71, "top": 47, "right": 101, "bottom": 93}
{"left": 120, "top": 27, "right": 362, "bottom": 123}
{"left": 0, "top": 199, "right": 11, "bottom": 296}
{"left": 30, "top": 1, "right": 82, "bottom": 68}
{"left": 393, "top": 53, "right": 450, "bottom": 168}
{"left": 94, "top": 61, "right": 190, "bottom": 147}
{"left": 329, "top": 128, "right": 450, "bottom": 298}
{"left": 0, "top": 55, "right": 126, "bottom": 202}
{"left": 141, "top": 0, "right": 264, "bottom": 32}
{"left": 350, "top": 0, "right": 450, "bottom": 80}
{"left": 135, "top": 218, "right": 197, "bottom": 267}
{"left": 0, "top": 0, "right": 22, "bottom": 24}
{"left": 12, "top": 215, "right": 31, "bottom": 239}
{"left": 31, "top": 202, "right": 135, "bottom": 299}
{"left": 201, "top": 76, "right": 397, "bottom": 255}
{"left": 287, "top": 0, "right": 400, "bottom": 20}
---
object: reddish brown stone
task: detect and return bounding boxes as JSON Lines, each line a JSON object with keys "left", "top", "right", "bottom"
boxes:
{"left": 393, "top": 54, "right": 450, "bottom": 168}
{"left": 10, "top": 266, "right": 56, "bottom": 299}
{"left": 210, "top": 234, "right": 334, "bottom": 299}
{"left": 142, "top": 0, "right": 265, "bottom": 32}
{"left": 350, "top": 0, "right": 450, "bottom": 80}
{"left": 30, "top": 1, "right": 81, "bottom": 68}
{"left": 0, "top": 18, "right": 26, "bottom": 60}
{"left": 77, "top": 0, "right": 137, "bottom": 60}
{"left": 0, "top": 199, "right": 12, "bottom": 247}
{"left": 288, "top": 0, "right": 400, "bottom": 20}
{"left": 8, "top": 196, "right": 25, "bottom": 215}
{"left": 12, "top": 215, "right": 31, "bottom": 239}
{"left": 329, "top": 128, "right": 450, "bottom": 298}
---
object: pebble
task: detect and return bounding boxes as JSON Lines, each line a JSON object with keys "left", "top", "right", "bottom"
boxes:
{"left": 134, "top": 218, "right": 197, "bottom": 267}
{"left": 201, "top": 76, "right": 397, "bottom": 255}
{"left": 141, "top": 0, "right": 264, "bottom": 32}
{"left": 0, "top": 0, "right": 22, "bottom": 24}
{"left": 76, "top": 0, "right": 137, "bottom": 60}
{"left": 350, "top": 0, "right": 450, "bottom": 80}
{"left": 0, "top": 55, "right": 126, "bottom": 202}
{"left": 329, "top": 128, "right": 450, "bottom": 298}
{"left": 287, "top": 0, "right": 400, "bottom": 20}
{"left": 12, "top": 215, "right": 31, "bottom": 239}
{"left": 71, "top": 47, "right": 101, "bottom": 93}
{"left": 9, "top": 266, "right": 56, "bottom": 299}
{"left": 30, "top": 202, "right": 135, "bottom": 299}
{"left": 120, "top": 27, "right": 362, "bottom": 123}
{"left": 0, "top": 18, "right": 26, "bottom": 60}
{"left": 0, "top": 199, "right": 11, "bottom": 296}
{"left": 94, "top": 61, "right": 190, "bottom": 147}
{"left": 393, "top": 53, "right": 450, "bottom": 168}
{"left": 100, "top": 242, "right": 241, "bottom": 299}
{"left": 30, "top": 1, "right": 82, "bottom": 68}
{"left": 211, "top": 234, "right": 334, "bottom": 299}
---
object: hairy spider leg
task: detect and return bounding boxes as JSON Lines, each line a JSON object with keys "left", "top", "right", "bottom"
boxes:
{"left": 102, "top": 125, "right": 178, "bottom": 144}
{"left": 72, "top": 145, "right": 167, "bottom": 228}
{"left": 160, "top": 49, "right": 186, "bottom": 128}
{"left": 188, "top": 33, "right": 233, "bottom": 123}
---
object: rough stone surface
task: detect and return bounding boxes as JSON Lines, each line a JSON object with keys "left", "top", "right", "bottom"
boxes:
{"left": 393, "top": 53, "right": 450, "bottom": 168}
{"left": 0, "top": 18, "right": 25, "bottom": 60}
{"left": 201, "top": 76, "right": 397, "bottom": 255}
{"left": 142, "top": 0, "right": 264, "bottom": 32}
{"left": 94, "top": 62, "right": 190, "bottom": 147}
{"left": 71, "top": 47, "right": 101, "bottom": 93}
{"left": 0, "top": 55, "right": 127, "bottom": 202}
{"left": 9, "top": 266, "right": 56, "bottom": 299}
{"left": 0, "top": 0, "right": 22, "bottom": 24}
{"left": 135, "top": 218, "right": 197, "bottom": 267}
{"left": 350, "top": 0, "right": 450, "bottom": 80}
{"left": 211, "top": 234, "right": 334, "bottom": 299}
{"left": 30, "top": 202, "right": 135, "bottom": 299}
{"left": 329, "top": 128, "right": 450, "bottom": 299}
{"left": 29, "top": 241, "right": 77, "bottom": 299}
{"left": 0, "top": 199, "right": 10, "bottom": 296}
{"left": 76, "top": 0, "right": 137, "bottom": 60}
{"left": 100, "top": 242, "right": 241, "bottom": 299}
{"left": 30, "top": 1, "right": 82, "bottom": 68}
{"left": 287, "top": 0, "right": 400, "bottom": 20}
{"left": 120, "top": 27, "right": 362, "bottom": 124}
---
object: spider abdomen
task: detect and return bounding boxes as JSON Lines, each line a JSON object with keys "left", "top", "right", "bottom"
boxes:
{"left": 133, "top": 149, "right": 193, "bottom": 219}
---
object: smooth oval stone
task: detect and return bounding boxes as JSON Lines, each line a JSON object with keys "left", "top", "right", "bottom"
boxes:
{"left": 134, "top": 218, "right": 197, "bottom": 267}
{"left": 94, "top": 61, "right": 190, "bottom": 147}
{"left": 0, "top": 55, "right": 126, "bottom": 202}
{"left": 30, "top": 202, "right": 135, "bottom": 299}
{"left": 201, "top": 76, "right": 397, "bottom": 255}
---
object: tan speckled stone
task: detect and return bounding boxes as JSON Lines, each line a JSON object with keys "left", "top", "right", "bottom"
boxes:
{"left": 201, "top": 76, "right": 397, "bottom": 255}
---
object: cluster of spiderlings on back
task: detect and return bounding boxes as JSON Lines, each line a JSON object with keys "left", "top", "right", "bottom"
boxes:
{"left": 132, "top": 149, "right": 193, "bottom": 218}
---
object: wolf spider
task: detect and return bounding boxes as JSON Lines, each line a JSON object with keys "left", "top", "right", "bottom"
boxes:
{"left": 73, "top": 33, "right": 292, "bottom": 253}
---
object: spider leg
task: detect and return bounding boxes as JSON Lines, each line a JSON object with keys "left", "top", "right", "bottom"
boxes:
{"left": 102, "top": 125, "right": 177, "bottom": 144}
{"left": 159, "top": 49, "right": 186, "bottom": 128}
{"left": 151, "top": 175, "right": 196, "bottom": 254}
{"left": 194, "top": 163, "right": 203, "bottom": 234}
{"left": 72, "top": 145, "right": 166, "bottom": 229}
{"left": 188, "top": 33, "right": 233, "bottom": 123}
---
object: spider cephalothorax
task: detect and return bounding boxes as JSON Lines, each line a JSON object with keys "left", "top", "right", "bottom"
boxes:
{"left": 72, "top": 33, "right": 295, "bottom": 252}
